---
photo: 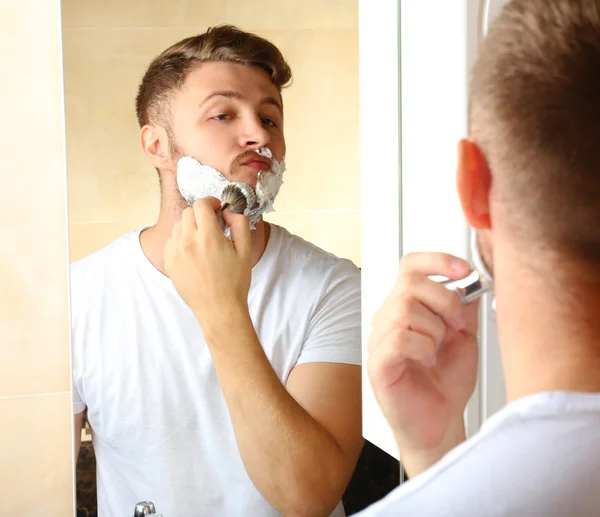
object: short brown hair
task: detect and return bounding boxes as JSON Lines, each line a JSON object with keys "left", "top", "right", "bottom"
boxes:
{"left": 470, "top": 0, "right": 600, "bottom": 263}
{"left": 135, "top": 24, "right": 292, "bottom": 129}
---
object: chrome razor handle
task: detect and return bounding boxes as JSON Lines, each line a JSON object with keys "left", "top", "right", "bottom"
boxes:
{"left": 134, "top": 501, "right": 162, "bottom": 517}
{"left": 441, "top": 269, "right": 493, "bottom": 305}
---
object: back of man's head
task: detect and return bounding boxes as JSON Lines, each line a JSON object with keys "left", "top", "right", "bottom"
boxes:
{"left": 471, "top": 0, "right": 600, "bottom": 266}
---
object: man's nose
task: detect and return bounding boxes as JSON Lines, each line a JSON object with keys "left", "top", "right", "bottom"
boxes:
{"left": 240, "top": 116, "right": 269, "bottom": 149}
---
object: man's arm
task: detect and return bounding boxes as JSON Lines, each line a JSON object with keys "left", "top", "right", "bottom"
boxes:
{"left": 74, "top": 411, "right": 85, "bottom": 460}
{"left": 367, "top": 252, "right": 479, "bottom": 479}
{"left": 205, "top": 311, "right": 363, "bottom": 517}
{"left": 164, "top": 202, "right": 363, "bottom": 515}
{"left": 399, "top": 417, "right": 466, "bottom": 478}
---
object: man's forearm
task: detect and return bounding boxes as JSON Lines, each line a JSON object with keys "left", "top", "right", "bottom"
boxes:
{"left": 396, "top": 416, "right": 466, "bottom": 479}
{"left": 200, "top": 309, "right": 347, "bottom": 517}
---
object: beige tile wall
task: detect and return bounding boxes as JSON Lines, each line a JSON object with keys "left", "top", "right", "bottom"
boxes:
{"left": 62, "top": 0, "right": 360, "bottom": 266}
{"left": 0, "top": 0, "right": 75, "bottom": 515}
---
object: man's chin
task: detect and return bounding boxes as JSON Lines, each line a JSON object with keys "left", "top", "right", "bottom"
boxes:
{"left": 228, "top": 169, "right": 259, "bottom": 189}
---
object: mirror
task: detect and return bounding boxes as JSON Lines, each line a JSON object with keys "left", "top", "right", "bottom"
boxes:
{"left": 62, "top": 3, "right": 361, "bottom": 266}
{"left": 61, "top": 1, "right": 397, "bottom": 516}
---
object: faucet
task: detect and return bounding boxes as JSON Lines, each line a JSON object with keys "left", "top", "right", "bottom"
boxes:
{"left": 133, "top": 501, "right": 163, "bottom": 517}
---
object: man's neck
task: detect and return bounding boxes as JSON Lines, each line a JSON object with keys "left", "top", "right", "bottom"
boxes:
{"left": 494, "top": 252, "right": 600, "bottom": 403}
{"left": 139, "top": 207, "right": 270, "bottom": 276}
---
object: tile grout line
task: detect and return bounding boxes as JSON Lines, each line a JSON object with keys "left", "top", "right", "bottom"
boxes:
{"left": 0, "top": 391, "right": 71, "bottom": 401}
{"left": 70, "top": 209, "right": 360, "bottom": 225}
{"left": 62, "top": 26, "right": 358, "bottom": 31}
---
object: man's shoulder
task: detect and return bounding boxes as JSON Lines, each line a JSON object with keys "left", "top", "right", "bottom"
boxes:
{"left": 362, "top": 394, "right": 600, "bottom": 516}
{"left": 273, "top": 224, "right": 360, "bottom": 280}
{"left": 70, "top": 229, "right": 140, "bottom": 285}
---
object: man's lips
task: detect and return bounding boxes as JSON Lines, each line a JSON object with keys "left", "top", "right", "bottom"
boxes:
{"left": 241, "top": 156, "right": 272, "bottom": 171}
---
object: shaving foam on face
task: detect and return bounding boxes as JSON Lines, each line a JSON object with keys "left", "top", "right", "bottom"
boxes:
{"left": 176, "top": 147, "right": 286, "bottom": 231}
{"left": 470, "top": 231, "right": 496, "bottom": 310}
{"left": 470, "top": 231, "right": 493, "bottom": 283}
{"left": 252, "top": 147, "right": 285, "bottom": 215}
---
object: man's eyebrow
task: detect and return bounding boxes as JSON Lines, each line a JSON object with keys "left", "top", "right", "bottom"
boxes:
{"left": 199, "top": 90, "right": 283, "bottom": 114}
{"left": 261, "top": 96, "right": 283, "bottom": 114}
{"left": 199, "top": 90, "right": 242, "bottom": 108}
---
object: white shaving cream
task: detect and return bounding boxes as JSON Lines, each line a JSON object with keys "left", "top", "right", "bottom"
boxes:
{"left": 470, "top": 231, "right": 496, "bottom": 310}
{"left": 176, "top": 147, "right": 285, "bottom": 231}
{"left": 470, "top": 231, "right": 493, "bottom": 283}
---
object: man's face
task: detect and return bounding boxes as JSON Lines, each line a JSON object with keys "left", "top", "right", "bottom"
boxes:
{"left": 167, "top": 61, "right": 286, "bottom": 189}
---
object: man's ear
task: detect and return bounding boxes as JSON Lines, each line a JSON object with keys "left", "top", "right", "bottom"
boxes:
{"left": 456, "top": 138, "right": 492, "bottom": 230}
{"left": 140, "top": 124, "right": 173, "bottom": 171}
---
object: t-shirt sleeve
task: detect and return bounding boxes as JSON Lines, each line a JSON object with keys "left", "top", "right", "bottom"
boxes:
{"left": 295, "top": 261, "right": 362, "bottom": 366}
{"left": 70, "top": 261, "right": 87, "bottom": 415}
{"left": 73, "top": 377, "right": 87, "bottom": 415}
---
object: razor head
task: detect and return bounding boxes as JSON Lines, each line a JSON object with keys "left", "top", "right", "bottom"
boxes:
{"left": 441, "top": 269, "right": 494, "bottom": 305}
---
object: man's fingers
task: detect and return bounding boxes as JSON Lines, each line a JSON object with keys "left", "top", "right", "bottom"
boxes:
{"left": 369, "top": 295, "right": 446, "bottom": 351}
{"left": 383, "top": 327, "right": 437, "bottom": 362}
{"left": 222, "top": 210, "right": 251, "bottom": 259}
{"left": 400, "top": 252, "right": 471, "bottom": 280}
{"left": 204, "top": 196, "right": 222, "bottom": 210}
{"left": 397, "top": 274, "right": 466, "bottom": 332}
{"left": 192, "top": 198, "right": 224, "bottom": 236}
{"left": 171, "top": 220, "right": 183, "bottom": 242}
{"left": 368, "top": 328, "right": 437, "bottom": 387}
{"left": 181, "top": 207, "right": 197, "bottom": 232}
{"left": 368, "top": 252, "right": 474, "bottom": 361}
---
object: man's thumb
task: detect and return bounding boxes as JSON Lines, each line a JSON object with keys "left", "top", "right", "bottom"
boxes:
{"left": 222, "top": 210, "right": 251, "bottom": 257}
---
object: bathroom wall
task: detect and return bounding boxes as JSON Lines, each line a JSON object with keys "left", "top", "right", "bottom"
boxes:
{"left": 0, "top": 0, "right": 75, "bottom": 515}
{"left": 62, "top": 0, "right": 360, "bottom": 266}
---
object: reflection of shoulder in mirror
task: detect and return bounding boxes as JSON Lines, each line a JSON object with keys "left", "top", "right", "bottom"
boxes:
{"left": 259, "top": 224, "right": 361, "bottom": 320}
{"left": 267, "top": 223, "right": 360, "bottom": 281}
{"left": 69, "top": 228, "right": 146, "bottom": 302}
{"left": 71, "top": 229, "right": 139, "bottom": 270}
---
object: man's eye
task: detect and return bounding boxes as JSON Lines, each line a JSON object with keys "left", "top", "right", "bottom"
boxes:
{"left": 213, "top": 114, "right": 230, "bottom": 121}
{"left": 262, "top": 118, "right": 275, "bottom": 127}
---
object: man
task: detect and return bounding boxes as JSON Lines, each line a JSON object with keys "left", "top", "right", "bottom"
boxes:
{"left": 71, "top": 25, "right": 363, "bottom": 517}
{"left": 358, "top": 0, "right": 600, "bottom": 515}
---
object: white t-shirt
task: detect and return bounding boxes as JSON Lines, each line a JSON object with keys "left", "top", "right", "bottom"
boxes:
{"left": 357, "top": 391, "right": 600, "bottom": 517}
{"left": 71, "top": 224, "right": 361, "bottom": 517}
